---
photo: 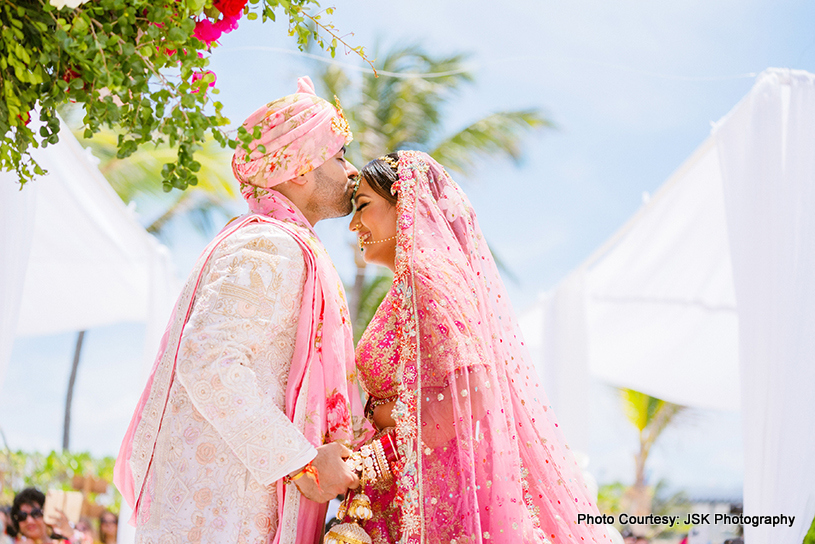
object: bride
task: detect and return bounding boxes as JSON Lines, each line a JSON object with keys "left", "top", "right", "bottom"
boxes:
{"left": 341, "top": 150, "right": 613, "bottom": 544}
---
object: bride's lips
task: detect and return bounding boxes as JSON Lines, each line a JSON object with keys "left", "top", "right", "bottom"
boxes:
{"left": 358, "top": 232, "right": 371, "bottom": 246}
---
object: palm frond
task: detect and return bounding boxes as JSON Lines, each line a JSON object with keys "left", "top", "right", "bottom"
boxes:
{"left": 320, "top": 63, "right": 353, "bottom": 107}
{"left": 619, "top": 388, "right": 686, "bottom": 436}
{"left": 322, "top": 45, "right": 476, "bottom": 163}
{"left": 489, "top": 243, "right": 520, "bottom": 285}
{"left": 312, "top": 44, "right": 544, "bottom": 319}
{"left": 430, "top": 110, "right": 554, "bottom": 176}
{"left": 621, "top": 388, "right": 651, "bottom": 432}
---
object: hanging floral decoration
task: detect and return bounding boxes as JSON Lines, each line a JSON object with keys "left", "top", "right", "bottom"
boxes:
{"left": 1, "top": 0, "right": 373, "bottom": 191}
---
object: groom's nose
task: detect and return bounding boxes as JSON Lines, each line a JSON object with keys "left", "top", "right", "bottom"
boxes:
{"left": 345, "top": 160, "right": 359, "bottom": 180}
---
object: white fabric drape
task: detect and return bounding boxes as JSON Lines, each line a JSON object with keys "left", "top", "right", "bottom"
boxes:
{"left": 0, "top": 117, "right": 178, "bottom": 397}
{"left": 584, "top": 137, "right": 740, "bottom": 410}
{"left": 521, "top": 69, "right": 815, "bottom": 541}
{"left": 522, "top": 136, "right": 740, "bottom": 414}
{"left": 15, "top": 134, "right": 154, "bottom": 337}
{"left": 0, "top": 180, "right": 37, "bottom": 394}
{"left": 715, "top": 68, "right": 815, "bottom": 544}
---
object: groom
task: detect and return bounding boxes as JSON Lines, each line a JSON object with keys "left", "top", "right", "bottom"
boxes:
{"left": 115, "top": 77, "right": 367, "bottom": 544}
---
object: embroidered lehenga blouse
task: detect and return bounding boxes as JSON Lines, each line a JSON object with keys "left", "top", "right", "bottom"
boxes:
{"left": 356, "top": 288, "right": 400, "bottom": 403}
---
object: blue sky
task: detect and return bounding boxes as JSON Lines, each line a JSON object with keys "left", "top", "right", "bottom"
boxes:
{"left": 4, "top": 0, "right": 814, "bottom": 497}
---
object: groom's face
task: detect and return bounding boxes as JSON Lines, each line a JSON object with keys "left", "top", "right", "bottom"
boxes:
{"left": 305, "top": 146, "right": 359, "bottom": 220}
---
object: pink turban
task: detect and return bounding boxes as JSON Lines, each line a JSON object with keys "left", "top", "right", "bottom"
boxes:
{"left": 231, "top": 76, "right": 353, "bottom": 188}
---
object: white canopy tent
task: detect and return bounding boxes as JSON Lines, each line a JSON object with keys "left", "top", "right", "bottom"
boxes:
{"left": 520, "top": 68, "right": 815, "bottom": 543}
{"left": 0, "top": 120, "right": 179, "bottom": 544}
{"left": 0, "top": 118, "right": 178, "bottom": 390}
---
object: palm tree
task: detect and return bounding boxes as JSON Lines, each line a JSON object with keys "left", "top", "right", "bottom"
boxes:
{"left": 619, "top": 388, "right": 686, "bottom": 516}
{"left": 316, "top": 45, "right": 554, "bottom": 328}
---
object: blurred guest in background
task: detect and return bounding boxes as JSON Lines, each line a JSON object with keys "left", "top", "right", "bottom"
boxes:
{"left": 95, "top": 511, "right": 117, "bottom": 544}
{"left": 10, "top": 488, "right": 86, "bottom": 544}
{"left": 74, "top": 518, "right": 94, "bottom": 544}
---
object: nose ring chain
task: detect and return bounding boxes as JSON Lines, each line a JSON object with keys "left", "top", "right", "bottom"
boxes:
{"left": 356, "top": 232, "right": 397, "bottom": 251}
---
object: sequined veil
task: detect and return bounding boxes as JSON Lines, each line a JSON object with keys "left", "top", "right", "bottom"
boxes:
{"left": 355, "top": 151, "right": 613, "bottom": 544}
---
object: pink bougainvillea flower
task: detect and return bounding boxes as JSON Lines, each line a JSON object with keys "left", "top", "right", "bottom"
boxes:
{"left": 213, "top": 0, "right": 248, "bottom": 18}
{"left": 193, "top": 19, "right": 222, "bottom": 45}
{"left": 191, "top": 71, "right": 217, "bottom": 93}
{"left": 213, "top": 12, "right": 241, "bottom": 35}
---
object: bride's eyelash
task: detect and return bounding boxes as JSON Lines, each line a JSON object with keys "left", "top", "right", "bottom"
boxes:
{"left": 357, "top": 202, "right": 369, "bottom": 210}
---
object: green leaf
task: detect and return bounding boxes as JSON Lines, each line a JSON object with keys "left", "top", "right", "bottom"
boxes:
{"left": 168, "top": 26, "right": 186, "bottom": 43}
{"left": 0, "top": 0, "right": 356, "bottom": 191}
{"left": 72, "top": 17, "right": 89, "bottom": 34}
{"left": 14, "top": 43, "right": 30, "bottom": 64}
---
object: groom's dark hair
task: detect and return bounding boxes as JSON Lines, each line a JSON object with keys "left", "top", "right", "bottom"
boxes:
{"left": 360, "top": 152, "right": 399, "bottom": 205}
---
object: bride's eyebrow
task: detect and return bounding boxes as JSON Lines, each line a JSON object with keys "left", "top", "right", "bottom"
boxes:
{"left": 353, "top": 191, "right": 371, "bottom": 204}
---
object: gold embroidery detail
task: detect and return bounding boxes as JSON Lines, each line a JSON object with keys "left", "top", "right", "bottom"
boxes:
{"left": 332, "top": 96, "right": 353, "bottom": 143}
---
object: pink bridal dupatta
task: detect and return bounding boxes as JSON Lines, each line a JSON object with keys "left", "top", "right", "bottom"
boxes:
{"left": 360, "top": 151, "right": 612, "bottom": 544}
{"left": 115, "top": 189, "right": 370, "bottom": 544}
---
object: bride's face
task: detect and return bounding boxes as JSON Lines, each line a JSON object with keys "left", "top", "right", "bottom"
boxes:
{"left": 350, "top": 177, "right": 398, "bottom": 271}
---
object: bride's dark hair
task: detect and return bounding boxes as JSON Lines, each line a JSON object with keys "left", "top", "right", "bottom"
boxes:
{"left": 360, "top": 152, "right": 399, "bottom": 205}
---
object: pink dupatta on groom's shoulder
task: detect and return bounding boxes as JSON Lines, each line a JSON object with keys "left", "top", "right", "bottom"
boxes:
{"left": 114, "top": 189, "right": 371, "bottom": 544}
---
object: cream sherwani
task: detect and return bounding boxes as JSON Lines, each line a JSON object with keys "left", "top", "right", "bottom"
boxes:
{"left": 135, "top": 223, "right": 317, "bottom": 544}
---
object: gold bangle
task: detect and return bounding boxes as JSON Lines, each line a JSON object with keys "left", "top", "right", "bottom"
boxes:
{"left": 373, "top": 439, "right": 391, "bottom": 481}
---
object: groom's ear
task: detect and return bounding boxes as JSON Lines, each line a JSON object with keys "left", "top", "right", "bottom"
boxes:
{"left": 286, "top": 171, "right": 312, "bottom": 187}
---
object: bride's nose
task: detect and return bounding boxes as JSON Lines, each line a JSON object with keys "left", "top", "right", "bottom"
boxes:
{"left": 349, "top": 215, "right": 362, "bottom": 233}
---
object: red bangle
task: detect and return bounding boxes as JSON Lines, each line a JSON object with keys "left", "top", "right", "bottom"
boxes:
{"left": 381, "top": 432, "right": 399, "bottom": 465}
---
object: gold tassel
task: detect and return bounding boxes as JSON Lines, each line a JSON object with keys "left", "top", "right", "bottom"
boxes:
{"left": 324, "top": 449, "right": 376, "bottom": 544}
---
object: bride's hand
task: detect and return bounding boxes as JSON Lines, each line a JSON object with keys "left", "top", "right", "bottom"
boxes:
{"left": 372, "top": 400, "right": 396, "bottom": 430}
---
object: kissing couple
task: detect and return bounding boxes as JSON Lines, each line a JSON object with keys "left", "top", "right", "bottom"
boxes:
{"left": 115, "top": 77, "right": 613, "bottom": 544}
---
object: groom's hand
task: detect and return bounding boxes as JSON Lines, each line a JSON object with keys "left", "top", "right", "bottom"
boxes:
{"left": 292, "top": 442, "right": 359, "bottom": 502}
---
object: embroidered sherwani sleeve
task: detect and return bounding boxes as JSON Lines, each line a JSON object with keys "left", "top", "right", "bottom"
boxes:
{"left": 175, "top": 224, "right": 317, "bottom": 486}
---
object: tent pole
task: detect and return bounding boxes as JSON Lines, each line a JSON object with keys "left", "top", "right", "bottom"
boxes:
{"left": 63, "top": 330, "right": 85, "bottom": 452}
